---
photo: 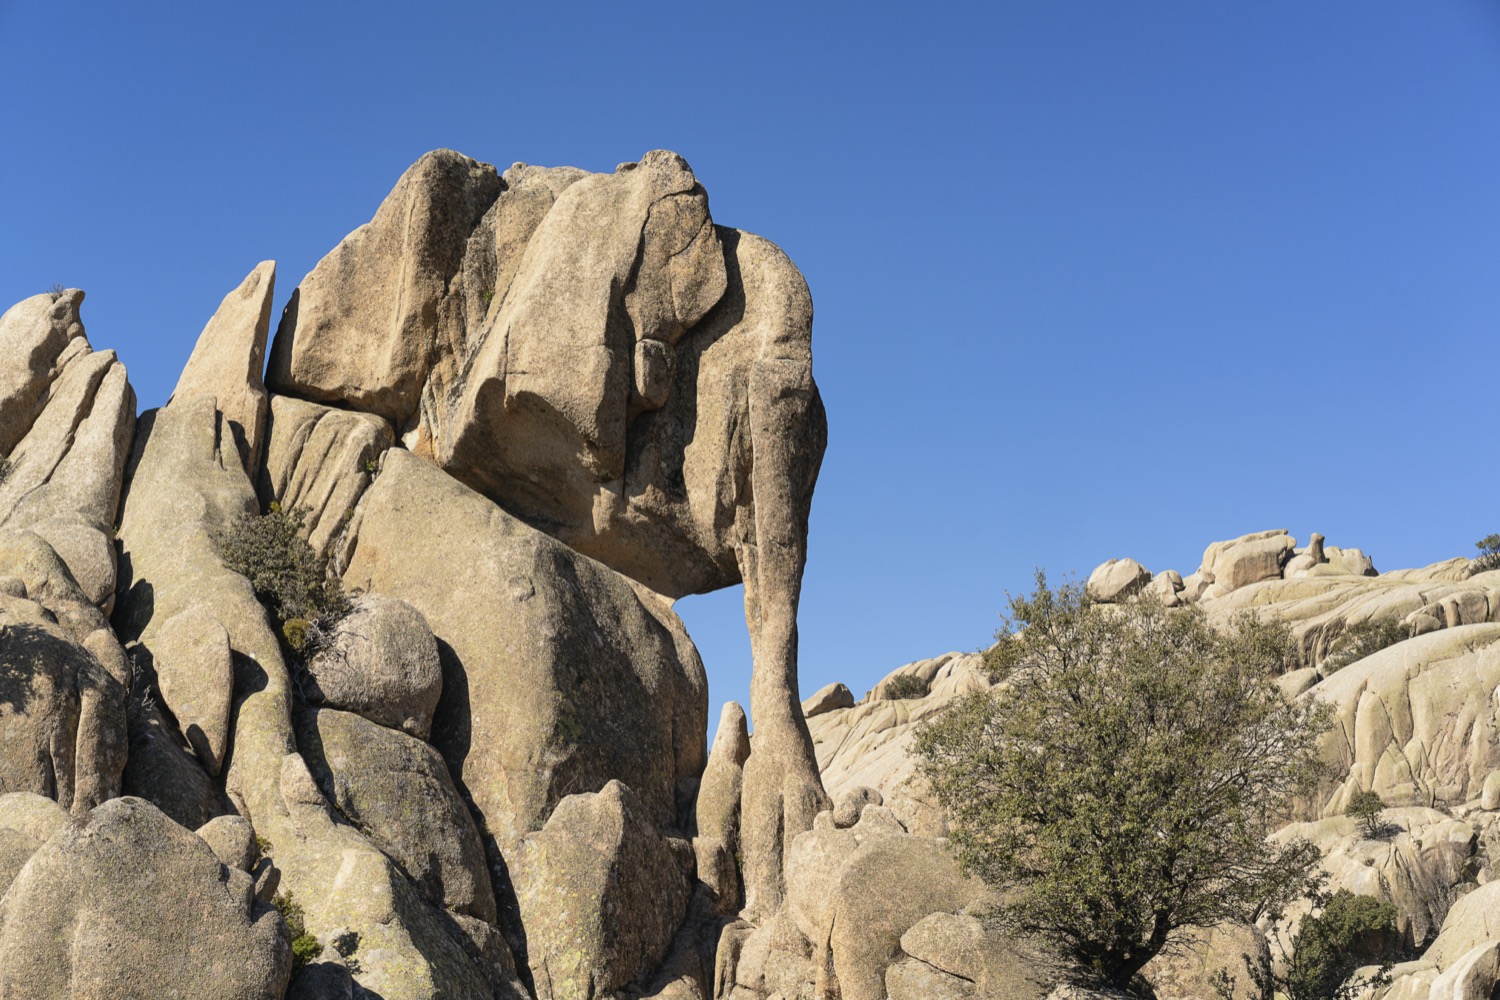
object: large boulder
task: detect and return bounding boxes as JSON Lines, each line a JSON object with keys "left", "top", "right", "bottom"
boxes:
{"left": 889, "top": 912, "right": 1051, "bottom": 1000}
{"left": 0, "top": 593, "right": 126, "bottom": 813}
{"left": 508, "top": 780, "right": 692, "bottom": 999}
{"left": 149, "top": 606, "right": 234, "bottom": 775}
{"left": 1199, "top": 529, "right": 1296, "bottom": 594}
{"left": 341, "top": 447, "right": 708, "bottom": 853}
{"left": 296, "top": 706, "right": 495, "bottom": 921}
{"left": 438, "top": 150, "right": 727, "bottom": 525}
{"left": 0, "top": 796, "right": 288, "bottom": 999}
{"left": 267, "top": 150, "right": 502, "bottom": 429}
{"left": 777, "top": 806, "right": 984, "bottom": 1000}
{"left": 0, "top": 289, "right": 90, "bottom": 456}
{"left": 1086, "top": 558, "right": 1152, "bottom": 602}
{"left": 301, "top": 595, "right": 442, "bottom": 740}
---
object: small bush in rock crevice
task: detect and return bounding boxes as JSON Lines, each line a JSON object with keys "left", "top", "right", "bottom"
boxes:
{"left": 216, "top": 502, "right": 350, "bottom": 653}
{"left": 1345, "top": 789, "right": 1389, "bottom": 840}
{"left": 274, "top": 891, "right": 321, "bottom": 978}
{"left": 1323, "top": 619, "right": 1409, "bottom": 674}
{"left": 883, "top": 673, "right": 929, "bottom": 700}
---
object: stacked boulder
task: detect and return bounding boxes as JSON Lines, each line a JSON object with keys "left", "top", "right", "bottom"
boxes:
{"left": 0, "top": 147, "right": 826, "bottom": 1000}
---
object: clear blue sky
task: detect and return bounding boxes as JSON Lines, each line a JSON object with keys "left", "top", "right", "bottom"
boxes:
{"left": 4, "top": 2, "right": 1499, "bottom": 730}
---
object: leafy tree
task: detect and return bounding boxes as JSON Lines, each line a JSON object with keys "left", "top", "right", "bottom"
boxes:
{"left": 1475, "top": 534, "right": 1500, "bottom": 573}
{"left": 1215, "top": 890, "right": 1396, "bottom": 1000}
{"left": 915, "top": 574, "right": 1331, "bottom": 991}
{"left": 1344, "top": 790, "right": 1387, "bottom": 839}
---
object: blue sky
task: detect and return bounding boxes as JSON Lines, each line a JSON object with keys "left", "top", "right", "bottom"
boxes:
{"left": 4, "top": 2, "right": 1499, "bottom": 729}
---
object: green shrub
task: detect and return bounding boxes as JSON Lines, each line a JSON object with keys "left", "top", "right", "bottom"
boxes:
{"left": 216, "top": 503, "right": 349, "bottom": 653}
{"left": 1345, "top": 789, "right": 1388, "bottom": 839}
{"left": 1324, "top": 619, "right": 1409, "bottom": 673}
{"left": 1222, "top": 890, "right": 1396, "bottom": 1000}
{"left": 883, "top": 673, "right": 929, "bottom": 700}
{"left": 1475, "top": 534, "right": 1500, "bottom": 572}
{"left": 273, "top": 891, "right": 321, "bottom": 977}
{"left": 915, "top": 574, "right": 1330, "bottom": 991}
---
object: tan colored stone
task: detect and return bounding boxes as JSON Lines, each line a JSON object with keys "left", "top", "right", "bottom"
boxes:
{"left": 0, "top": 796, "right": 289, "bottom": 1000}
{"left": 803, "top": 681, "right": 854, "bottom": 717}
{"left": 697, "top": 701, "right": 750, "bottom": 915}
{"left": 302, "top": 595, "right": 442, "bottom": 740}
{"left": 0, "top": 290, "right": 86, "bottom": 456}
{"left": 1199, "top": 530, "right": 1296, "bottom": 593}
{"left": 1087, "top": 558, "right": 1152, "bottom": 602}
{"left": 151, "top": 606, "right": 234, "bottom": 775}
{"left": 510, "top": 780, "right": 691, "bottom": 999}
{"left": 259, "top": 394, "right": 393, "bottom": 562}
{"left": 296, "top": 706, "right": 494, "bottom": 920}
{"left": 0, "top": 791, "right": 70, "bottom": 844}
{"left": 0, "top": 596, "right": 125, "bottom": 814}
{"left": 267, "top": 150, "right": 502, "bottom": 428}
{"left": 171, "top": 261, "right": 275, "bottom": 473}
{"left": 116, "top": 399, "right": 515, "bottom": 998}
{"left": 196, "top": 814, "right": 257, "bottom": 871}
{"left": 341, "top": 448, "right": 707, "bottom": 855}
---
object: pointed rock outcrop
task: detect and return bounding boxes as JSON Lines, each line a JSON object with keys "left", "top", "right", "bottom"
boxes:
{"left": 171, "top": 260, "right": 275, "bottom": 474}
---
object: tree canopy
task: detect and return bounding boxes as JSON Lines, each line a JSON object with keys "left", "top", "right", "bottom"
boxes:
{"left": 913, "top": 573, "right": 1331, "bottom": 990}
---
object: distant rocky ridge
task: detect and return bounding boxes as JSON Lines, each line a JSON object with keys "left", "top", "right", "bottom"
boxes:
{"left": 768, "top": 530, "right": 1500, "bottom": 999}
{"left": 2, "top": 146, "right": 1499, "bottom": 1000}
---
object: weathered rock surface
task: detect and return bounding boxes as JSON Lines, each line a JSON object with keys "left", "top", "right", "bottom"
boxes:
{"left": 196, "top": 813, "right": 258, "bottom": 871}
{"left": 0, "top": 594, "right": 126, "bottom": 813}
{"left": 802, "top": 680, "right": 854, "bottom": 717}
{"left": 1087, "top": 557, "right": 1152, "bottom": 602}
{"left": 0, "top": 291, "right": 88, "bottom": 455}
{"left": 697, "top": 701, "right": 750, "bottom": 915}
{"left": 297, "top": 705, "right": 495, "bottom": 920}
{"left": 171, "top": 261, "right": 275, "bottom": 474}
{"left": 259, "top": 393, "right": 393, "bottom": 561}
{"left": 734, "top": 805, "right": 985, "bottom": 1000}
{"left": 301, "top": 594, "right": 442, "bottom": 739}
{"left": 509, "top": 780, "right": 692, "bottom": 999}
{"left": 810, "top": 652, "right": 992, "bottom": 836}
{"left": 1200, "top": 529, "right": 1297, "bottom": 594}
{"left": 1272, "top": 809, "right": 1476, "bottom": 950}
{"left": 0, "top": 796, "right": 288, "bottom": 999}
{"left": 1305, "top": 625, "right": 1500, "bottom": 815}
{"left": 0, "top": 292, "right": 134, "bottom": 611}
{"left": 268, "top": 150, "right": 827, "bottom": 919}
{"left": 342, "top": 447, "right": 707, "bottom": 853}
{"left": 267, "top": 149, "right": 503, "bottom": 428}
{"left": 150, "top": 605, "right": 234, "bottom": 775}
{"left": 889, "top": 911, "right": 1050, "bottom": 1000}
{"left": 116, "top": 397, "right": 516, "bottom": 998}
